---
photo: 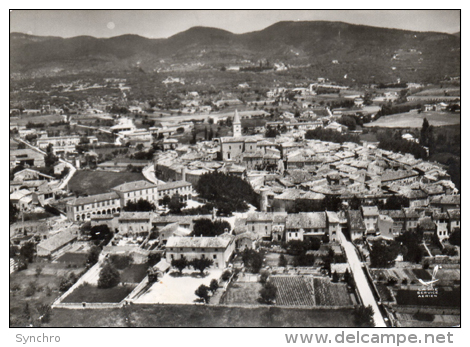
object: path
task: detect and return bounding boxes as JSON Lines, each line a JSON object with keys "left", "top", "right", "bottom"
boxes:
{"left": 142, "top": 164, "right": 166, "bottom": 186}
{"left": 339, "top": 231, "right": 387, "bottom": 327}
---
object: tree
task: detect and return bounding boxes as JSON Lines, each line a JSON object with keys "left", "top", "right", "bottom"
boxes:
{"left": 195, "top": 284, "right": 210, "bottom": 303}
{"left": 353, "top": 305, "right": 375, "bottom": 327}
{"left": 278, "top": 254, "right": 288, "bottom": 267}
{"left": 192, "top": 218, "right": 231, "bottom": 237}
{"left": 20, "top": 242, "right": 36, "bottom": 263}
{"left": 161, "top": 195, "right": 171, "bottom": 207}
{"left": 171, "top": 256, "right": 188, "bottom": 274}
{"left": 98, "top": 262, "right": 121, "bottom": 289}
{"left": 168, "top": 193, "right": 186, "bottom": 214}
{"left": 10, "top": 201, "right": 18, "bottom": 223}
{"left": 90, "top": 224, "right": 112, "bottom": 242}
{"left": 383, "top": 195, "right": 409, "bottom": 210}
{"left": 242, "top": 249, "right": 264, "bottom": 273}
{"left": 124, "top": 198, "right": 156, "bottom": 212}
{"left": 259, "top": 282, "right": 277, "bottom": 304}
{"left": 190, "top": 257, "right": 214, "bottom": 275}
{"left": 209, "top": 279, "right": 219, "bottom": 294}
{"left": 265, "top": 127, "right": 280, "bottom": 138}
{"left": 332, "top": 271, "right": 339, "bottom": 283}
{"left": 448, "top": 228, "right": 461, "bottom": 247}
{"left": 369, "top": 240, "right": 400, "bottom": 268}
{"left": 109, "top": 254, "right": 133, "bottom": 270}
{"left": 87, "top": 245, "right": 101, "bottom": 266}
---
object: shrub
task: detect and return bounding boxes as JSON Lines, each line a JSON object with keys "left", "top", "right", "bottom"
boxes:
{"left": 221, "top": 270, "right": 232, "bottom": 281}
{"left": 209, "top": 279, "right": 219, "bottom": 294}
{"left": 259, "top": 282, "right": 277, "bottom": 304}
{"left": 98, "top": 262, "right": 121, "bottom": 289}
{"left": 109, "top": 254, "right": 133, "bottom": 270}
{"left": 195, "top": 284, "right": 210, "bottom": 303}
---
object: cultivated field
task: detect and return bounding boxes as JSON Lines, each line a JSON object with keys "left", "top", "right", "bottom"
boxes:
{"left": 270, "top": 276, "right": 315, "bottom": 306}
{"left": 364, "top": 111, "right": 460, "bottom": 128}
{"left": 68, "top": 170, "right": 146, "bottom": 195}
{"left": 46, "top": 304, "right": 357, "bottom": 327}
{"left": 62, "top": 284, "right": 135, "bottom": 303}
{"left": 313, "top": 277, "right": 353, "bottom": 306}
{"left": 220, "top": 281, "right": 263, "bottom": 306}
{"left": 10, "top": 261, "right": 86, "bottom": 327}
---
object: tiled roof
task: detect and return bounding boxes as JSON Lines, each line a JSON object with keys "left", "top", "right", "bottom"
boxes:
{"left": 112, "top": 180, "right": 157, "bottom": 192}
{"left": 37, "top": 229, "right": 77, "bottom": 252}
{"left": 119, "top": 212, "right": 154, "bottom": 221}
{"left": 69, "top": 191, "right": 120, "bottom": 206}
{"left": 166, "top": 235, "right": 233, "bottom": 249}
{"left": 158, "top": 180, "right": 191, "bottom": 191}
{"left": 447, "top": 209, "right": 460, "bottom": 221}
{"left": 286, "top": 212, "right": 326, "bottom": 229}
{"left": 361, "top": 206, "right": 379, "bottom": 217}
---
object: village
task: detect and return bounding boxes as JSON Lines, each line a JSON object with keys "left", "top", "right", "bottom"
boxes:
{"left": 9, "top": 74, "right": 461, "bottom": 328}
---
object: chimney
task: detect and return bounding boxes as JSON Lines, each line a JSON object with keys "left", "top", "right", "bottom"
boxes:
{"left": 182, "top": 167, "right": 186, "bottom": 182}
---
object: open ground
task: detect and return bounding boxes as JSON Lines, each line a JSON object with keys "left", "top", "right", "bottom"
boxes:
{"left": 67, "top": 170, "right": 146, "bottom": 195}
{"left": 364, "top": 111, "right": 460, "bottom": 128}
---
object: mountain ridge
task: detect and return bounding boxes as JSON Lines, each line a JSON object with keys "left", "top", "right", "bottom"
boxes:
{"left": 10, "top": 21, "right": 460, "bottom": 82}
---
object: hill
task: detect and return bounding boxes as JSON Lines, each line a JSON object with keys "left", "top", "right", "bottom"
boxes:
{"left": 10, "top": 21, "right": 460, "bottom": 83}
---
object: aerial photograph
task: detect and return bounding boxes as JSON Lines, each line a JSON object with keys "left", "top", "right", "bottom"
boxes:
{"left": 9, "top": 10, "right": 460, "bottom": 329}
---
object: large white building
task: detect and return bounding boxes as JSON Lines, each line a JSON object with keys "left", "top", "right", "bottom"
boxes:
{"left": 165, "top": 234, "right": 235, "bottom": 269}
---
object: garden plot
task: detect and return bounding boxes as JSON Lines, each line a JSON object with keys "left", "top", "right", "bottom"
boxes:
{"left": 220, "top": 282, "right": 263, "bottom": 306}
{"left": 270, "top": 276, "right": 315, "bottom": 307}
{"left": 313, "top": 277, "right": 353, "bottom": 307}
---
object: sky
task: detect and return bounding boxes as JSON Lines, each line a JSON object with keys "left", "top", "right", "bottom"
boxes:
{"left": 10, "top": 10, "right": 461, "bottom": 39}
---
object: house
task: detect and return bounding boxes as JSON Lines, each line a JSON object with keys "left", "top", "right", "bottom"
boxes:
{"left": 447, "top": 209, "right": 460, "bottom": 233}
{"left": 404, "top": 209, "right": 420, "bottom": 231}
{"left": 37, "top": 229, "right": 78, "bottom": 257}
{"left": 36, "top": 135, "right": 81, "bottom": 154}
{"left": 13, "top": 169, "right": 55, "bottom": 183}
{"left": 102, "top": 245, "right": 150, "bottom": 264}
{"left": 66, "top": 191, "right": 121, "bottom": 222}
{"left": 285, "top": 212, "right": 327, "bottom": 242}
{"left": 380, "top": 210, "right": 406, "bottom": 235}
{"left": 165, "top": 234, "right": 235, "bottom": 269}
{"left": 112, "top": 180, "right": 158, "bottom": 206}
{"left": 158, "top": 222, "right": 191, "bottom": 245}
{"left": 361, "top": 206, "right": 379, "bottom": 233}
{"left": 430, "top": 195, "right": 460, "bottom": 212}
{"left": 118, "top": 212, "right": 154, "bottom": 236}
{"left": 325, "top": 211, "right": 341, "bottom": 243}
{"left": 245, "top": 212, "right": 287, "bottom": 240}
{"left": 346, "top": 210, "right": 366, "bottom": 241}
{"left": 10, "top": 189, "right": 33, "bottom": 210}
{"left": 10, "top": 149, "right": 45, "bottom": 168}
{"left": 433, "top": 212, "right": 449, "bottom": 241}
{"left": 418, "top": 217, "right": 436, "bottom": 241}
{"left": 156, "top": 180, "right": 193, "bottom": 205}
{"left": 234, "top": 231, "right": 258, "bottom": 250}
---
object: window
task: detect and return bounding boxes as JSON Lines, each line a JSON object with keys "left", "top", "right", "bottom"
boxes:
{"left": 295, "top": 232, "right": 298, "bottom": 237}
{"left": 192, "top": 248, "right": 195, "bottom": 251}
{"left": 213, "top": 255, "right": 217, "bottom": 259}
{"left": 170, "top": 254, "right": 174, "bottom": 259}
{"left": 180, "top": 248, "right": 183, "bottom": 251}
{"left": 181, "top": 254, "right": 184, "bottom": 259}
{"left": 202, "top": 254, "right": 205, "bottom": 259}
{"left": 214, "top": 249, "right": 218, "bottom": 252}
{"left": 229, "top": 146, "right": 231, "bottom": 150}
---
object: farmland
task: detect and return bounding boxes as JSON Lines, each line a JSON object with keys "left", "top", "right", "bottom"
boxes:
{"left": 313, "top": 277, "right": 353, "bottom": 306}
{"left": 220, "top": 282, "right": 262, "bottom": 306}
{"left": 68, "top": 170, "right": 146, "bottom": 195}
{"left": 364, "top": 111, "right": 460, "bottom": 128}
{"left": 10, "top": 261, "right": 86, "bottom": 327}
{"left": 270, "top": 276, "right": 315, "bottom": 307}
{"left": 61, "top": 284, "right": 135, "bottom": 303}
{"left": 46, "top": 304, "right": 357, "bottom": 327}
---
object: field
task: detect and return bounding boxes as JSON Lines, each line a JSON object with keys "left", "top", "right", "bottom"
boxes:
{"left": 263, "top": 252, "right": 295, "bottom": 267}
{"left": 270, "top": 276, "right": 315, "bottom": 306}
{"left": 55, "top": 252, "right": 88, "bottom": 266}
{"left": 68, "top": 170, "right": 146, "bottom": 195}
{"left": 120, "top": 264, "right": 149, "bottom": 284}
{"left": 313, "top": 277, "right": 353, "bottom": 306}
{"left": 61, "top": 284, "right": 135, "bottom": 303}
{"left": 46, "top": 304, "right": 356, "bottom": 327}
{"left": 10, "top": 261, "right": 86, "bottom": 327}
{"left": 12, "top": 114, "right": 65, "bottom": 126}
{"left": 220, "top": 282, "right": 263, "bottom": 305}
{"left": 364, "top": 111, "right": 460, "bottom": 128}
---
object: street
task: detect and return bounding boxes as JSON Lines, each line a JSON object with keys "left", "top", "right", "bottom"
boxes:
{"left": 339, "top": 230, "right": 387, "bottom": 327}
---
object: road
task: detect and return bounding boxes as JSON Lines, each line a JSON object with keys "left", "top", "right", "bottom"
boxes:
{"left": 339, "top": 230, "right": 387, "bottom": 327}
{"left": 15, "top": 137, "right": 77, "bottom": 191}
